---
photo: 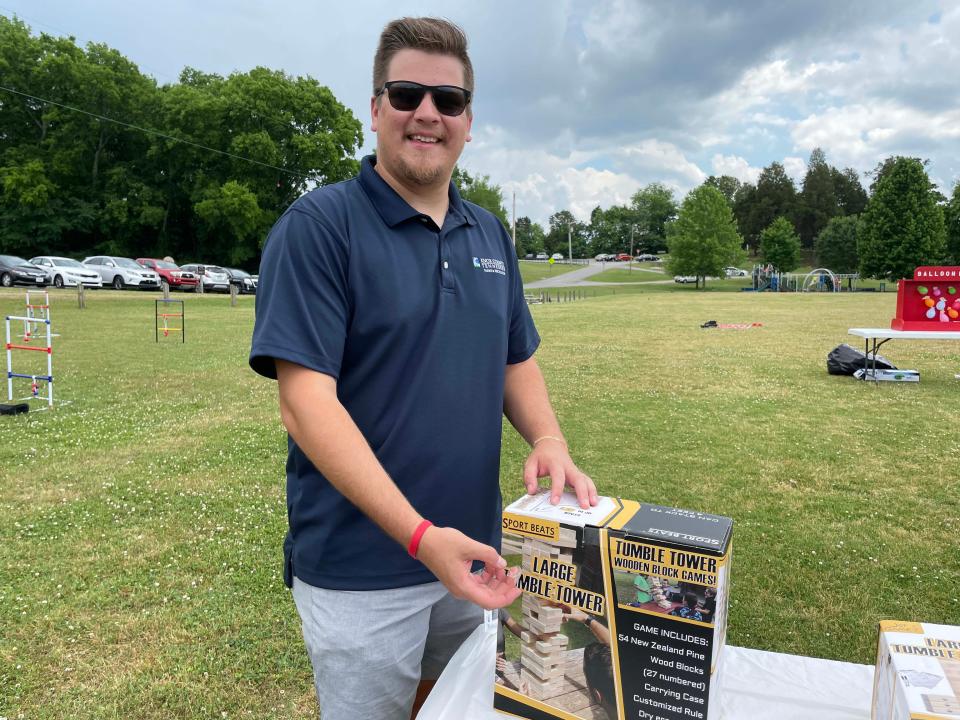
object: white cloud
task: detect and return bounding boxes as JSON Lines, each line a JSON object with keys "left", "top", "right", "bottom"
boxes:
{"left": 711, "top": 154, "right": 761, "bottom": 184}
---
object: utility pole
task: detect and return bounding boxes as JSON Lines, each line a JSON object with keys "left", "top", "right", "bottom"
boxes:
{"left": 630, "top": 224, "right": 635, "bottom": 272}
{"left": 568, "top": 222, "right": 573, "bottom": 261}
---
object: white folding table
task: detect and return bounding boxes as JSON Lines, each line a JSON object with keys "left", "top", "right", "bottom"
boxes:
{"left": 848, "top": 328, "right": 960, "bottom": 379}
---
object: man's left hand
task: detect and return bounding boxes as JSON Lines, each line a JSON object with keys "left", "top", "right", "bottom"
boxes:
{"left": 523, "top": 439, "right": 597, "bottom": 508}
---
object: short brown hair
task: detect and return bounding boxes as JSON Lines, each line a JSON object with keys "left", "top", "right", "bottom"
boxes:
{"left": 373, "top": 17, "right": 474, "bottom": 96}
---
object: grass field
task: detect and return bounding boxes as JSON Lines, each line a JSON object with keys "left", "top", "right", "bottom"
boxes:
{"left": 2, "top": 287, "right": 959, "bottom": 718}
{"left": 518, "top": 260, "right": 580, "bottom": 283}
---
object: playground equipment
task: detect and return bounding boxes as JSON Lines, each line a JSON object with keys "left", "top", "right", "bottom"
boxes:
{"left": 751, "top": 264, "right": 860, "bottom": 292}
{"left": 5, "top": 314, "right": 54, "bottom": 408}
{"left": 155, "top": 298, "right": 185, "bottom": 342}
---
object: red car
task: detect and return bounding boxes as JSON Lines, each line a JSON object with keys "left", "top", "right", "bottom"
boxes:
{"left": 135, "top": 258, "right": 199, "bottom": 291}
{"left": 615, "top": 253, "right": 633, "bottom": 262}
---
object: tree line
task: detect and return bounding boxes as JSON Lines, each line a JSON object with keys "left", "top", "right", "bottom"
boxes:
{"left": 2, "top": 17, "right": 958, "bottom": 279}
{"left": 501, "top": 148, "right": 960, "bottom": 284}
{"left": 0, "top": 16, "right": 362, "bottom": 268}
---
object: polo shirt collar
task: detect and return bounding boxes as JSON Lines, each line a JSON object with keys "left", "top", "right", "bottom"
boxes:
{"left": 358, "top": 155, "right": 476, "bottom": 228}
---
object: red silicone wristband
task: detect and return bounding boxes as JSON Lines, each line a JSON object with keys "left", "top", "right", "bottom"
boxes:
{"left": 407, "top": 520, "right": 433, "bottom": 559}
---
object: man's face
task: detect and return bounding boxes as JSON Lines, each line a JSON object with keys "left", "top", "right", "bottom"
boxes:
{"left": 371, "top": 48, "right": 472, "bottom": 190}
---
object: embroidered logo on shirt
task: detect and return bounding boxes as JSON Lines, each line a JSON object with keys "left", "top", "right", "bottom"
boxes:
{"left": 473, "top": 257, "right": 506, "bottom": 276}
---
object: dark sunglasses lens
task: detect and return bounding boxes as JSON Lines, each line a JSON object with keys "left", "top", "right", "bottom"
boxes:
{"left": 432, "top": 88, "right": 468, "bottom": 116}
{"left": 387, "top": 83, "right": 426, "bottom": 111}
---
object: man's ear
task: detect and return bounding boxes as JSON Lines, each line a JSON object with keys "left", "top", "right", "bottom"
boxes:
{"left": 371, "top": 96, "right": 379, "bottom": 132}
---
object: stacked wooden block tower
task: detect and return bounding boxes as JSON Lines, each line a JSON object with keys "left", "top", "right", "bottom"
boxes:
{"left": 519, "top": 529, "right": 577, "bottom": 700}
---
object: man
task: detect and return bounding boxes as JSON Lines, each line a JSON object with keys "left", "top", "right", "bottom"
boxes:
{"left": 249, "top": 17, "right": 595, "bottom": 719}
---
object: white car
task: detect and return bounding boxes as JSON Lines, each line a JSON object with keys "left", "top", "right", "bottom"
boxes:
{"left": 551, "top": 253, "right": 564, "bottom": 261}
{"left": 29, "top": 256, "right": 103, "bottom": 289}
{"left": 535, "top": 252, "right": 549, "bottom": 260}
{"left": 181, "top": 264, "right": 231, "bottom": 293}
{"left": 673, "top": 275, "right": 698, "bottom": 284}
{"left": 724, "top": 267, "right": 748, "bottom": 277}
{"left": 83, "top": 255, "right": 161, "bottom": 290}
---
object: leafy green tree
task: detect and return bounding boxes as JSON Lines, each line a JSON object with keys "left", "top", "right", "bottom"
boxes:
{"left": 586, "top": 204, "right": 640, "bottom": 255}
{"left": 514, "top": 216, "right": 546, "bottom": 258}
{"left": 945, "top": 183, "right": 960, "bottom": 265}
{"left": 815, "top": 215, "right": 860, "bottom": 273}
{"left": 859, "top": 157, "right": 946, "bottom": 279}
{"left": 733, "top": 162, "right": 798, "bottom": 253}
{"left": 665, "top": 185, "right": 744, "bottom": 288}
{"left": 760, "top": 216, "right": 801, "bottom": 272}
{"left": 452, "top": 166, "right": 508, "bottom": 228}
{"left": 832, "top": 167, "right": 868, "bottom": 215}
{"left": 0, "top": 17, "right": 363, "bottom": 265}
{"left": 546, "top": 210, "right": 586, "bottom": 258}
{"left": 631, "top": 183, "right": 677, "bottom": 252}
{"left": 796, "top": 148, "right": 839, "bottom": 249}
{"left": 703, "top": 175, "right": 742, "bottom": 207}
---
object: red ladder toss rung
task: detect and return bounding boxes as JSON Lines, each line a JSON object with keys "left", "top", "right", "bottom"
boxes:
{"left": 6, "top": 343, "right": 52, "bottom": 353}
{"left": 26, "top": 304, "right": 50, "bottom": 309}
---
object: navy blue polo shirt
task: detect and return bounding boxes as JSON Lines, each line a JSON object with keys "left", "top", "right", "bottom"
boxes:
{"left": 249, "top": 155, "right": 540, "bottom": 591}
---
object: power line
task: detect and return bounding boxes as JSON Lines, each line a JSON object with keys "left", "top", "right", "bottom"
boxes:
{"left": 0, "top": 84, "right": 315, "bottom": 180}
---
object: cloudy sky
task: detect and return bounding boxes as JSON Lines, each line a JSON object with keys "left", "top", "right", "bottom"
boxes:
{"left": 5, "top": 0, "right": 959, "bottom": 225}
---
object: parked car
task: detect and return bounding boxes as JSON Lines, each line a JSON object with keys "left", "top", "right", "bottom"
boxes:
{"left": 636, "top": 253, "right": 661, "bottom": 262}
{"left": 523, "top": 253, "right": 535, "bottom": 260}
{"left": 29, "top": 256, "right": 103, "bottom": 288}
{"left": 135, "top": 258, "right": 199, "bottom": 291}
{"left": 724, "top": 267, "right": 749, "bottom": 277}
{"left": 674, "top": 275, "right": 698, "bottom": 284}
{"left": 535, "top": 252, "right": 549, "bottom": 260}
{"left": 227, "top": 268, "right": 256, "bottom": 294}
{"left": 551, "top": 253, "right": 564, "bottom": 261}
{"left": 595, "top": 253, "right": 614, "bottom": 262}
{"left": 83, "top": 255, "right": 161, "bottom": 290}
{"left": 0, "top": 255, "right": 48, "bottom": 287}
{"left": 181, "top": 264, "right": 231, "bottom": 293}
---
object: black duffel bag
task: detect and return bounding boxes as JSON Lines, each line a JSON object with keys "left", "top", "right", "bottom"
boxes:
{"left": 827, "top": 343, "right": 896, "bottom": 376}
{"left": 0, "top": 402, "right": 29, "bottom": 415}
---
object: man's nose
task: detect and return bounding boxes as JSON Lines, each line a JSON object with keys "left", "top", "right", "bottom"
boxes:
{"left": 412, "top": 91, "right": 442, "bottom": 121}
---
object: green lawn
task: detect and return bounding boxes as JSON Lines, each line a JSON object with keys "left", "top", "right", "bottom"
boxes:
{"left": 518, "top": 260, "right": 580, "bottom": 283}
{"left": 2, "top": 288, "right": 958, "bottom": 718}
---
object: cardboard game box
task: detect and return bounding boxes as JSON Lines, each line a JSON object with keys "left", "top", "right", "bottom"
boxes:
{"left": 495, "top": 490, "right": 733, "bottom": 720}
{"left": 872, "top": 620, "right": 960, "bottom": 720}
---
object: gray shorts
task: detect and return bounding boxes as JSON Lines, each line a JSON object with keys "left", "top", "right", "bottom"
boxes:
{"left": 292, "top": 576, "right": 482, "bottom": 720}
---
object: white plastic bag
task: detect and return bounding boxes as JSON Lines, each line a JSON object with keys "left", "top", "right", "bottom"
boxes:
{"left": 416, "top": 609, "right": 502, "bottom": 720}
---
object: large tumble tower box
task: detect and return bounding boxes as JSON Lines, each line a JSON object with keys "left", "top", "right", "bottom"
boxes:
{"left": 872, "top": 620, "right": 960, "bottom": 720}
{"left": 495, "top": 490, "right": 733, "bottom": 720}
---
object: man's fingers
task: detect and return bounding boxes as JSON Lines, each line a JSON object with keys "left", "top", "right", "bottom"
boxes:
{"left": 549, "top": 466, "right": 566, "bottom": 505}
{"left": 569, "top": 472, "right": 593, "bottom": 509}
{"left": 523, "top": 455, "right": 539, "bottom": 495}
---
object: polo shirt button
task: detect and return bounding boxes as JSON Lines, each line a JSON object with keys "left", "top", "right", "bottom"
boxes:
{"left": 443, "top": 261, "right": 449, "bottom": 269}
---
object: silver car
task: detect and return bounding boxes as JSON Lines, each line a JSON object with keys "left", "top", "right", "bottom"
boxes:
{"left": 29, "top": 256, "right": 103, "bottom": 288}
{"left": 83, "top": 255, "right": 161, "bottom": 290}
{"left": 181, "top": 264, "right": 231, "bottom": 293}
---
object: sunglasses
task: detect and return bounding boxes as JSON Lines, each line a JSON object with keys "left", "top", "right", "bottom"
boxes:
{"left": 377, "top": 81, "right": 472, "bottom": 117}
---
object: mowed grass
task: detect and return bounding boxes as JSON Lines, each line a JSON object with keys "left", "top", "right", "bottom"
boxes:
{"left": 518, "top": 260, "right": 580, "bottom": 283}
{"left": 2, "top": 287, "right": 959, "bottom": 718}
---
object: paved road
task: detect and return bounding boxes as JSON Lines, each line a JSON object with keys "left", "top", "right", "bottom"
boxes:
{"left": 523, "top": 260, "right": 670, "bottom": 289}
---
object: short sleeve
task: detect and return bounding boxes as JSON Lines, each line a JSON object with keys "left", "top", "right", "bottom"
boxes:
{"left": 249, "top": 207, "right": 350, "bottom": 380}
{"left": 506, "top": 249, "right": 540, "bottom": 364}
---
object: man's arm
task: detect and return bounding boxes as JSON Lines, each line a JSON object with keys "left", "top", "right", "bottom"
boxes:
{"left": 276, "top": 360, "right": 520, "bottom": 609}
{"left": 503, "top": 356, "right": 597, "bottom": 508}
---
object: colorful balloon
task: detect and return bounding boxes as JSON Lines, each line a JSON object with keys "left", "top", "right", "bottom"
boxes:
{"left": 918, "top": 286, "right": 928, "bottom": 294}
{"left": 949, "top": 308, "right": 959, "bottom": 320}
{"left": 933, "top": 287, "right": 942, "bottom": 297}
{"left": 950, "top": 287, "right": 957, "bottom": 295}
{"left": 937, "top": 299, "right": 947, "bottom": 310}
{"left": 924, "top": 297, "right": 935, "bottom": 308}
{"left": 926, "top": 308, "right": 937, "bottom": 319}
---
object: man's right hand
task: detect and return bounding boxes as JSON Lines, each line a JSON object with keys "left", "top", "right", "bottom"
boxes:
{"left": 416, "top": 525, "right": 521, "bottom": 610}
